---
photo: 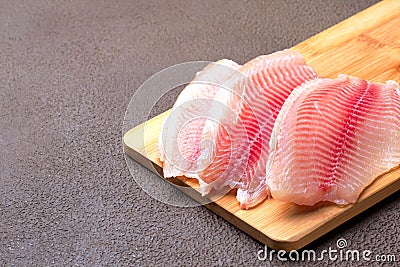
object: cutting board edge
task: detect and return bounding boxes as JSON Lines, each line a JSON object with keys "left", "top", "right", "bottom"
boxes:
{"left": 123, "top": 125, "right": 400, "bottom": 251}
{"left": 122, "top": 137, "right": 293, "bottom": 250}
{"left": 293, "top": 0, "right": 400, "bottom": 55}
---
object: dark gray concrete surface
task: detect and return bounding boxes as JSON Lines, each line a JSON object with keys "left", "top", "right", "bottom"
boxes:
{"left": 1, "top": 0, "right": 398, "bottom": 266}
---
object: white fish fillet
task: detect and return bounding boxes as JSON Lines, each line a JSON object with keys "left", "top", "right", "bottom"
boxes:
{"left": 267, "top": 75, "right": 400, "bottom": 206}
{"left": 158, "top": 60, "right": 240, "bottom": 181}
{"left": 198, "top": 50, "right": 317, "bottom": 208}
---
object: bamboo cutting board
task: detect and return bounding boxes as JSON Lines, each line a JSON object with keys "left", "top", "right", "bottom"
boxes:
{"left": 124, "top": 0, "right": 400, "bottom": 251}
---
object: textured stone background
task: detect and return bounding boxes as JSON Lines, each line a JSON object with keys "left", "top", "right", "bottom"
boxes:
{"left": 1, "top": 0, "right": 398, "bottom": 266}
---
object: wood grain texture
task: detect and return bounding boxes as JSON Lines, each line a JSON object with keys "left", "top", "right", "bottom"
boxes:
{"left": 123, "top": 0, "right": 400, "bottom": 251}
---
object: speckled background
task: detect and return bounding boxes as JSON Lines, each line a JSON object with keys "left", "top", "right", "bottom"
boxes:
{"left": 1, "top": 0, "right": 398, "bottom": 266}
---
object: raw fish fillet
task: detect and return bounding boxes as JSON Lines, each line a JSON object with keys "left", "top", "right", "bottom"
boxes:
{"left": 267, "top": 75, "right": 400, "bottom": 206}
{"left": 158, "top": 60, "right": 240, "bottom": 179}
{"left": 199, "top": 50, "right": 317, "bottom": 209}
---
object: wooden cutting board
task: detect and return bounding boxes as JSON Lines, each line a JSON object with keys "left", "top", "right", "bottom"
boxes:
{"left": 123, "top": 0, "right": 400, "bottom": 251}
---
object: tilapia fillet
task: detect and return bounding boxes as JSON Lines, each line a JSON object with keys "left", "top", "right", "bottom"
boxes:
{"left": 158, "top": 59, "right": 240, "bottom": 179}
{"left": 199, "top": 50, "right": 317, "bottom": 209}
{"left": 267, "top": 75, "right": 400, "bottom": 206}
